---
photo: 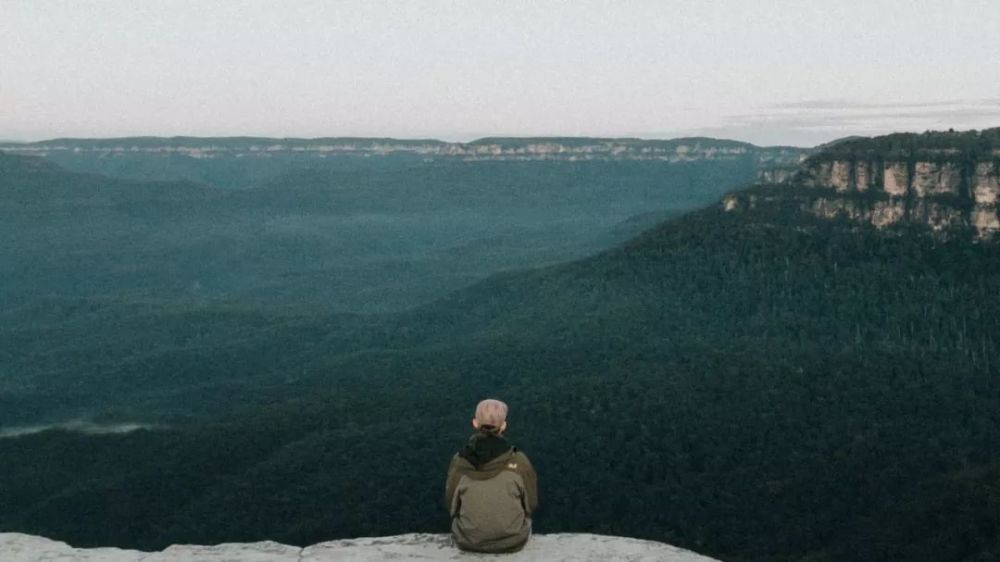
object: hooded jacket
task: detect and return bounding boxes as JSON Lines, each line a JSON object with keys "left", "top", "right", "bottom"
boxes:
{"left": 444, "top": 430, "right": 538, "bottom": 553}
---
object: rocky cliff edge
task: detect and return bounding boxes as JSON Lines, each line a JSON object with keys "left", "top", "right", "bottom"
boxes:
{"left": 725, "top": 128, "right": 1000, "bottom": 239}
{"left": 0, "top": 532, "right": 721, "bottom": 562}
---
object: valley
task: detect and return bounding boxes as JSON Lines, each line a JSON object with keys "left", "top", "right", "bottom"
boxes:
{"left": 2, "top": 130, "right": 1000, "bottom": 561}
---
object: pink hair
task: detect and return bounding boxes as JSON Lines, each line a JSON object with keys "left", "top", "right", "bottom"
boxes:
{"left": 474, "top": 398, "right": 508, "bottom": 427}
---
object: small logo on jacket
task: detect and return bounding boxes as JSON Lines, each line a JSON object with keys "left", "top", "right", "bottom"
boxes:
{"left": 507, "top": 462, "right": 518, "bottom": 469}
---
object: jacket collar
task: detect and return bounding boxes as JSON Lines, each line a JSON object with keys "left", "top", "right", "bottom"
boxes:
{"left": 459, "top": 429, "right": 513, "bottom": 469}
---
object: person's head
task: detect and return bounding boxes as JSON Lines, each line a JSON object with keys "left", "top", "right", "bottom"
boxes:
{"left": 472, "top": 398, "right": 508, "bottom": 434}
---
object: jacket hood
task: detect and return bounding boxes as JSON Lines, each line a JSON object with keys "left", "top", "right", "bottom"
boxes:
{"left": 458, "top": 430, "right": 515, "bottom": 478}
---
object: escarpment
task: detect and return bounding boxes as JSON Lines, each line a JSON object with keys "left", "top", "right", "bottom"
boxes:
{"left": 726, "top": 129, "right": 1000, "bottom": 239}
{"left": 0, "top": 137, "right": 807, "bottom": 165}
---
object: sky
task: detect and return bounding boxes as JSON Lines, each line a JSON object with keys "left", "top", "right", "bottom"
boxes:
{"left": 2, "top": 0, "right": 1000, "bottom": 147}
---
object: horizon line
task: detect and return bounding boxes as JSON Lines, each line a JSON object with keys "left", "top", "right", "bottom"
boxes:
{"left": 0, "top": 132, "right": 848, "bottom": 150}
{"left": 2, "top": 125, "right": 996, "bottom": 150}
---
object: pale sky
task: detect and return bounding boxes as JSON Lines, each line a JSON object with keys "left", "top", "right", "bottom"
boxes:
{"left": 2, "top": 0, "right": 999, "bottom": 146}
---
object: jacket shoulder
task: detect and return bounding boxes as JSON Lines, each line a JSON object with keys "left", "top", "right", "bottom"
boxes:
{"left": 505, "top": 449, "right": 533, "bottom": 470}
{"left": 450, "top": 452, "right": 473, "bottom": 469}
{"left": 511, "top": 449, "right": 532, "bottom": 463}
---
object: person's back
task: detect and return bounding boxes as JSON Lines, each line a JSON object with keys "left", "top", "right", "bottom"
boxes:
{"left": 445, "top": 399, "right": 538, "bottom": 553}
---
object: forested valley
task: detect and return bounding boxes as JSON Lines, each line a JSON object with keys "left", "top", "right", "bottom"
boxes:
{"left": 2, "top": 135, "right": 1000, "bottom": 562}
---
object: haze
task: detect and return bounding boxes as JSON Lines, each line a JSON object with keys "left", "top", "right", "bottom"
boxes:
{"left": 2, "top": 0, "right": 999, "bottom": 146}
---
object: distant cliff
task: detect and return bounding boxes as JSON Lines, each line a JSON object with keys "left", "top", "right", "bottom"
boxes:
{"left": 725, "top": 128, "right": 1000, "bottom": 238}
{"left": 0, "top": 136, "right": 806, "bottom": 165}
{"left": 0, "top": 532, "right": 720, "bottom": 562}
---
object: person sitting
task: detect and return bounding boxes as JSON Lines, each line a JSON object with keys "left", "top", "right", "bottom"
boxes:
{"left": 444, "top": 398, "right": 538, "bottom": 553}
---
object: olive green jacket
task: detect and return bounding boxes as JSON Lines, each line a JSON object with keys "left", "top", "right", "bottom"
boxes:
{"left": 445, "top": 434, "right": 538, "bottom": 553}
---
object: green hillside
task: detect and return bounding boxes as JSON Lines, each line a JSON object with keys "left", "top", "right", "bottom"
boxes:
{"left": 3, "top": 175, "right": 1000, "bottom": 561}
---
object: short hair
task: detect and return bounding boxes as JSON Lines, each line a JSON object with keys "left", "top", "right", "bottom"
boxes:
{"left": 474, "top": 398, "right": 508, "bottom": 427}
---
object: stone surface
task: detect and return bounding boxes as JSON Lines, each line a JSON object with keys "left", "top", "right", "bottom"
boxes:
{"left": 973, "top": 206, "right": 1000, "bottom": 239}
{"left": 871, "top": 200, "right": 907, "bottom": 228}
{"left": 830, "top": 160, "right": 851, "bottom": 192}
{"left": 854, "top": 160, "right": 874, "bottom": 191}
{"left": 918, "top": 202, "right": 965, "bottom": 231}
{"left": 974, "top": 162, "right": 1000, "bottom": 205}
{"left": 0, "top": 533, "right": 721, "bottom": 562}
{"left": 883, "top": 162, "right": 909, "bottom": 196}
{"left": 756, "top": 166, "right": 795, "bottom": 184}
{"left": 912, "top": 161, "right": 962, "bottom": 197}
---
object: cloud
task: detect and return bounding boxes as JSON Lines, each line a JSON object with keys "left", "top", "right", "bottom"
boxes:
{"left": 681, "top": 98, "right": 1000, "bottom": 147}
{"left": 769, "top": 99, "right": 985, "bottom": 111}
{"left": 0, "top": 420, "right": 158, "bottom": 438}
{"left": 732, "top": 107, "right": 1000, "bottom": 130}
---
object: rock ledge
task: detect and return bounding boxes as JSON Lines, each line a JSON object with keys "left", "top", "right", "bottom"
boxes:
{"left": 0, "top": 532, "right": 720, "bottom": 561}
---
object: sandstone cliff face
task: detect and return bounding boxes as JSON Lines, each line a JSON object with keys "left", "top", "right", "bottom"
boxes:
{"left": 0, "top": 532, "right": 721, "bottom": 562}
{"left": 731, "top": 129, "right": 1000, "bottom": 239}
{"left": 911, "top": 161, "right": 962, "bottom": 197}
{"left": 801, "top": 159, "right": 976, "bottom": 197}
{"left": 779, "top": 135, "right": 1000, "bottom": 239}
{"left": 756, "top": 166, "right": 797, "bottom": 184}
{"left": 974, "top": 205, "right": 1000, "bottom": 233}
{"left": 854, "top": 160, "right": 874, "bottom": 191}
{"left": 974, "top": 162, "right": 1000, "bottom": 205}
{"left": 872, "top": 200, "right": 907, "bottom": 228}
{"left": 882, "top": 161, "right": 909, "bottom": 196}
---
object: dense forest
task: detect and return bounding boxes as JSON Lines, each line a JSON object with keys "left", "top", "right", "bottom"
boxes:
{"left": 2, "top": 133, "right": 1000, "bottom": 562}
{"left": 809, "top": 128, "right": 1000, "bottom": 162}
{"left": 0, "top": 150, "right": 755, "bottom": 424}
